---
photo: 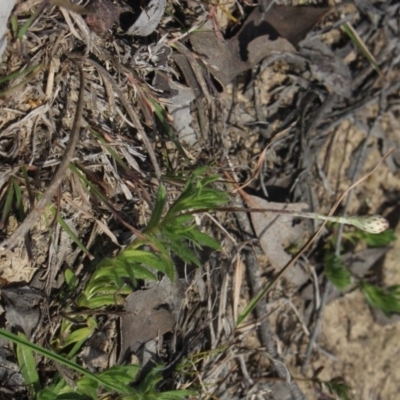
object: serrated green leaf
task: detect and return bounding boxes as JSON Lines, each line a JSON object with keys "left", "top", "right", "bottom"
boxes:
{"left": 354, "top": 229, "right": 397, "bottom": 247}
{"left": 16, "top": 333, "right": 40, "bottom": 395}
{"left": 324, "top": 377, "right": 352, "bottom": 400}
{"left": 82, "top": 294, "right": 125, "bottom": 309}
{"left": 360, "top": 282, "right": 400, "bottom": 317}
{"left": 119, "top": 250, "right": 166, "bottom": 270}
{"left": 188, "top": 229, "right": 221, "bottom": 249}
{"left": 56, "top": 393, "right": 92, "bottom": 400}
{"left": 83, "top": 278, "right": 120, "bottom": 297}
{"left": 168, "top": 241, "right": 200, "bottom": 266}
{"left": 324, "top": 254, "right": 351, "bottom": 290}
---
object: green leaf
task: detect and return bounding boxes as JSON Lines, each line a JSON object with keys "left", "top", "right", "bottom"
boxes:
{"left": 324, "top": 376, "right": 352, "bottom": 400}
{"left": 352, "top": 229, "right": 396, "bottom": 247}
{"left": 122, "top": 263, "right": 157, "bottom": 281}
{"left": 90, "top": 128, "right": 130, "bottom": 171}
{"left": 0, "top": 64, "right": 41, "bottom": 85}
{"left": 324, "top": 253, "right": 351, "bottom": 290}
{"left": 62, "top": 327, "right": 94, "bottom": 349}
{"left": 98, "top": 365, "right": 140, "bottom": 389}
{"left": 341, "top": 22, "right": 383, "bottom": 78}
{"left": 360, "top": 282, "right": 400, "bottom": 317}
{"left": 64, "top": 268, "right": 78, "bottom": 291}
{"left": 75, "top": 375, "right": 99, "bottom": 399}
{"left": 13, "top": 179, "right": 26, "bottom": 220}
{"left": 154, "top": 391, "right": 195, "bottom": 400}
{"left": 119, "top": 250, "right": 169, "bottom": 273}
{"left": 150, "top": 98, "right": 190, "bottom": 162}
{"left": 0, "top": 328, "right": 129, "bottom": 394}
{"left": 50, "top": 208, "right": 93, "bottom": 260}
{"left": 78, "top": 293, "right": 125, "bottom": 309}
{"left": 77, "top": 366, "right": 137, "bottom": 397}
{"left": 16, "top": 332, "right": 41, "bottom": 395}
{"left": 168, "top": 241, "right": 200, "bottom": 266}
{"left": 146, "top": 183, "right": 166, "bottom": 231}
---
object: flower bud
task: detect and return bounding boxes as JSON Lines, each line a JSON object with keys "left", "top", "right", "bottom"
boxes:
{"left": 348, "top": 215, "right": 389, "bottom": 234}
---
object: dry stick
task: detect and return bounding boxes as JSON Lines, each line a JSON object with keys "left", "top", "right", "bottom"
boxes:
{"left": 72, "top": 55, "right": 162, "bottom": 183}
{"left": 0, "top": 61, "right": 85, "bottom": 251}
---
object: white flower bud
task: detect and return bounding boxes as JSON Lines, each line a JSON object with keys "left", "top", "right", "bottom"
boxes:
{"left": 348, "top": 215, "right": 389, "bottom": 234}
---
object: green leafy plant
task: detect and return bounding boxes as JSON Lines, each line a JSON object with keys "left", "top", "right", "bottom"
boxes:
{"left": 321, "top": 377, "right": 352, "bottom": 400}
{"left": 77, "top": 167, "right": 229, "bottom": 309}
{"left": 360, "top": 282, "right": 400, "bottom": 317}
{"left": 324, "top": 253, "right": 352, "bottom": 291}
{"left": 342, "top": 228, "right": 396, "bottom": 248}
{"left": 0, "top": 168, "right": 226, "bottom": 399}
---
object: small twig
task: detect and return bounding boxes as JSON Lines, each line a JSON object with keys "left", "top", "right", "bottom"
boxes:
{"left": 0, "top": 60, "right": 85, "bottom": 251}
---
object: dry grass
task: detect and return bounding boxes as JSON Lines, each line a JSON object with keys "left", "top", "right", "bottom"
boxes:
{"left": 1, "top": 1, "right": 400, "bottom": 399}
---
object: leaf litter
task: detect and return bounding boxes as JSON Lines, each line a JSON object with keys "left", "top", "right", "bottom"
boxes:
{"left": 0, "top": 0, "right": 400, "bottom": 399}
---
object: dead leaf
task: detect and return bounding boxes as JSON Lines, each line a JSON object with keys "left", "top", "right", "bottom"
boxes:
{"left": 166, "top": 80, "right": 196, "bottom": 145}
{"left": 122, "top": 0, "right": 166, "bottom": 37}
{"left": 300, "top": 37, "right": 352, "bottom": 98}
{"left": 1, "top": 285, "right": 44, "bottom": 338}
{"left": 86, "top": 0, "right": 120, "bottom": 34}
{"left": 190, "top": 5, "right": 331, "bottom": 86}
{"left": 119, "top": 278, "right": 185, "bottom": 362}
{"left": 248, "top": 195, "right": 309, "bottom": 286}
{"left": 191, "top": 20, "right": 295, "bottom": 87}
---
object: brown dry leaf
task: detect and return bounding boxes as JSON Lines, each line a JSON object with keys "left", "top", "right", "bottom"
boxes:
{"left": 191, "top": 20, "right": 295, "bottom": 87}
{"left": 119, "top": 278, "right": 185, "bottom": 361}
{"left": 248, "top": 195, "right": 309, "bottom": 286}
{"left": 190, "top": 5, "right": 330, "bottom": 86}
{"left": 1, "top": 285, "right": 44, "bottom": 338}
{"left": 86, "top": 0, "right": 120, "bottom": 34}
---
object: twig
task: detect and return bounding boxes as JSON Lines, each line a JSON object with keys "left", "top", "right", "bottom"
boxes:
{"left": 0, "top": 60, "right": 85, "bottom": 251}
